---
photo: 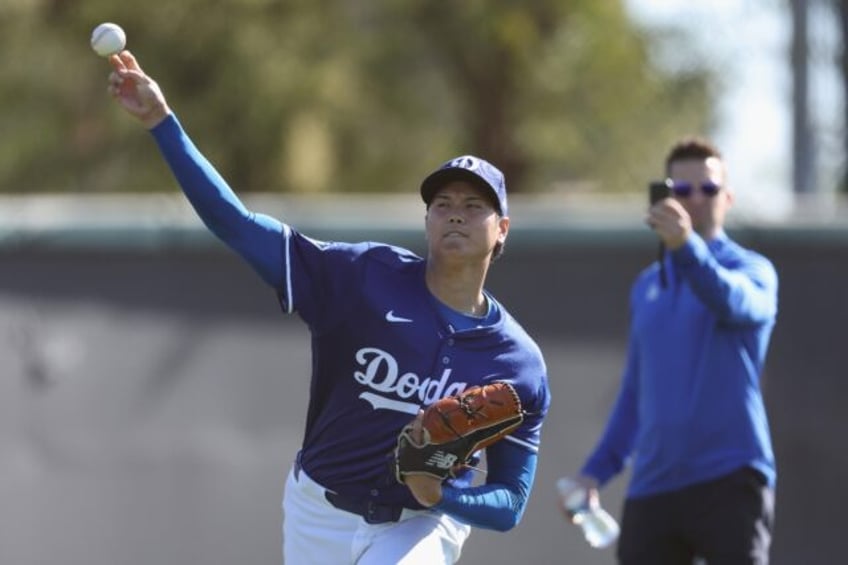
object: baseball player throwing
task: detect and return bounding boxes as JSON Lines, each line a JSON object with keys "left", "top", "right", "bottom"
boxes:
{"left": 105, "top": 49, "right": 551, "bottom": 564}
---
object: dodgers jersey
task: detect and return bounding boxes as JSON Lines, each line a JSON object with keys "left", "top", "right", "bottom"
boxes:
{"left": 151, "top": 114, "right": 551, "bottom": 513}
{"left": 286, "top": 235, "right": 549, "bottom": 506}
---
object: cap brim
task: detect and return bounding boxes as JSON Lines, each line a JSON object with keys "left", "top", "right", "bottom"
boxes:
{"left": 420, "top": 169, "right": 502, "bottom": 214}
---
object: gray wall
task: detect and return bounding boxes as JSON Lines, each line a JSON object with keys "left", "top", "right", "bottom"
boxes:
{"left": 1, "top": 227, "right": 845, "bottom": 564}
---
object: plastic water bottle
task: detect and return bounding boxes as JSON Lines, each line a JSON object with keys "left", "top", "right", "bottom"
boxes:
{"left": 556, "top": 477, "right": 620, "bottom": 549}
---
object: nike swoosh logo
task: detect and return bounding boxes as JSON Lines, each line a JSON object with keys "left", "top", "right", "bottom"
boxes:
{"left": 385, "top": 310, "right": 413, "bottom": 323}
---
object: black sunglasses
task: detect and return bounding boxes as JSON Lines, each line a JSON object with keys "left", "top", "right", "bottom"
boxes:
{"left": 669, "top": 180, "right": 722, "bottom": 198}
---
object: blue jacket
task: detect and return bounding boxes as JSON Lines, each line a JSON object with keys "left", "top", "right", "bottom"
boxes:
{"left": 581, "top": 231, "right": 778, "bottom": 497}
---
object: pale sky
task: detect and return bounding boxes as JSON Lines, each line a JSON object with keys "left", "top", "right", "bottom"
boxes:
{"left": 624, "top": 0, "right": 843, "bottom": 220}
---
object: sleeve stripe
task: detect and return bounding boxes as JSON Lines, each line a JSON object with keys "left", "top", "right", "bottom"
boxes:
{"left": 505, "top": 435, "right": 539, "bottom": 453}
{"left": 283, "top": 225, "right": 294, "bottom": 314}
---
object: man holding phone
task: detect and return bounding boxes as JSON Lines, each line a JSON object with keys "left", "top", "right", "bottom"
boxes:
{"left": 559, "top": 137, "right": 779, "bottom": 563}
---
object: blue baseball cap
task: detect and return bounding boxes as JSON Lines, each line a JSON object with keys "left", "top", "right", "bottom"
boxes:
{"left": 420, "top": 155, "right": 508, "bottom": 216}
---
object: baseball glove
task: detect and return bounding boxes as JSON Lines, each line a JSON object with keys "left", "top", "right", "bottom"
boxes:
{"left": 394, "top": 382, "right": 524, "bottom": 483}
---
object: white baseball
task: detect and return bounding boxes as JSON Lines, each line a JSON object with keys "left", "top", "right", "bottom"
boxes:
{"left": 90, "top": 23, "right": 126, "bottom": 57}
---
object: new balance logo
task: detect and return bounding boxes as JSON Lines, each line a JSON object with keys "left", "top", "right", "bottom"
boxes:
{"left": 426, "top": 451, "right": 460, "bottom": 470}
{"left": 385, "top": 310, "right": 413, "bottom": 323}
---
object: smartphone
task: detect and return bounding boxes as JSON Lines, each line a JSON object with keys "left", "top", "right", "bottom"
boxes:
{"left": 649, "top": 179, "right": 672, "bottom": 205}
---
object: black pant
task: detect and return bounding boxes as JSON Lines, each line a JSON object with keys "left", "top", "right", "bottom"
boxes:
{"left": 618, "top": 468, "right": 775, "bottom": 565}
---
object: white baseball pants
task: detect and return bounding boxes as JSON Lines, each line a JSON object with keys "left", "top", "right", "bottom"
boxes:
{"left": 282, "top": 465, "right": 470, "bottom": 564}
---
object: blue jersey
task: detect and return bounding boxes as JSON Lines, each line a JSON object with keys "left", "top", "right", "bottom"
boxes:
{"left": 581, "top": 231, "right": 778, "bottom": 497}
{"left": 286, "top": 235, "right": 549, "bottom": 505}
{"left": 151, "top": 114, "right": 551, "bottom": 525}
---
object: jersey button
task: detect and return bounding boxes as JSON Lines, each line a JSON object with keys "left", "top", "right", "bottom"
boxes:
{"left": 370, "top": 489, "right": 379, "bottom": 496}
{"left": 442, "top": 356, "right": 450, "bottom": 364}
{"left": 447, "top": 338, "right": 455, "bottom": 346}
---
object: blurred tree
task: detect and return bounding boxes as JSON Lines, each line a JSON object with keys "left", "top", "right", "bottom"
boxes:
{"left": 0, "top": 0, "right": 713, "bottom": 195}
{"left": 375, "top": 0, "right": 715, "bottom": 193}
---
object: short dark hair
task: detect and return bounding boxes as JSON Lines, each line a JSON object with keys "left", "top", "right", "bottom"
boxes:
{"left": 664, "top": 137, "right": 723, "bottom": 175}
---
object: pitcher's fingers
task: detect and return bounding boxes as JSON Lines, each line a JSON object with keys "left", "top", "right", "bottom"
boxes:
{"left": 108, "top": 53, "right": 126, "bottom": 73}
{"left": 115, "top": 68, "right": 147, "bottom": 84}
{"left": 119, "top": 49, "right": 142, "bottom": 72}
{"left": 108, "top": 70, "right": 122, "bottom": 86}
